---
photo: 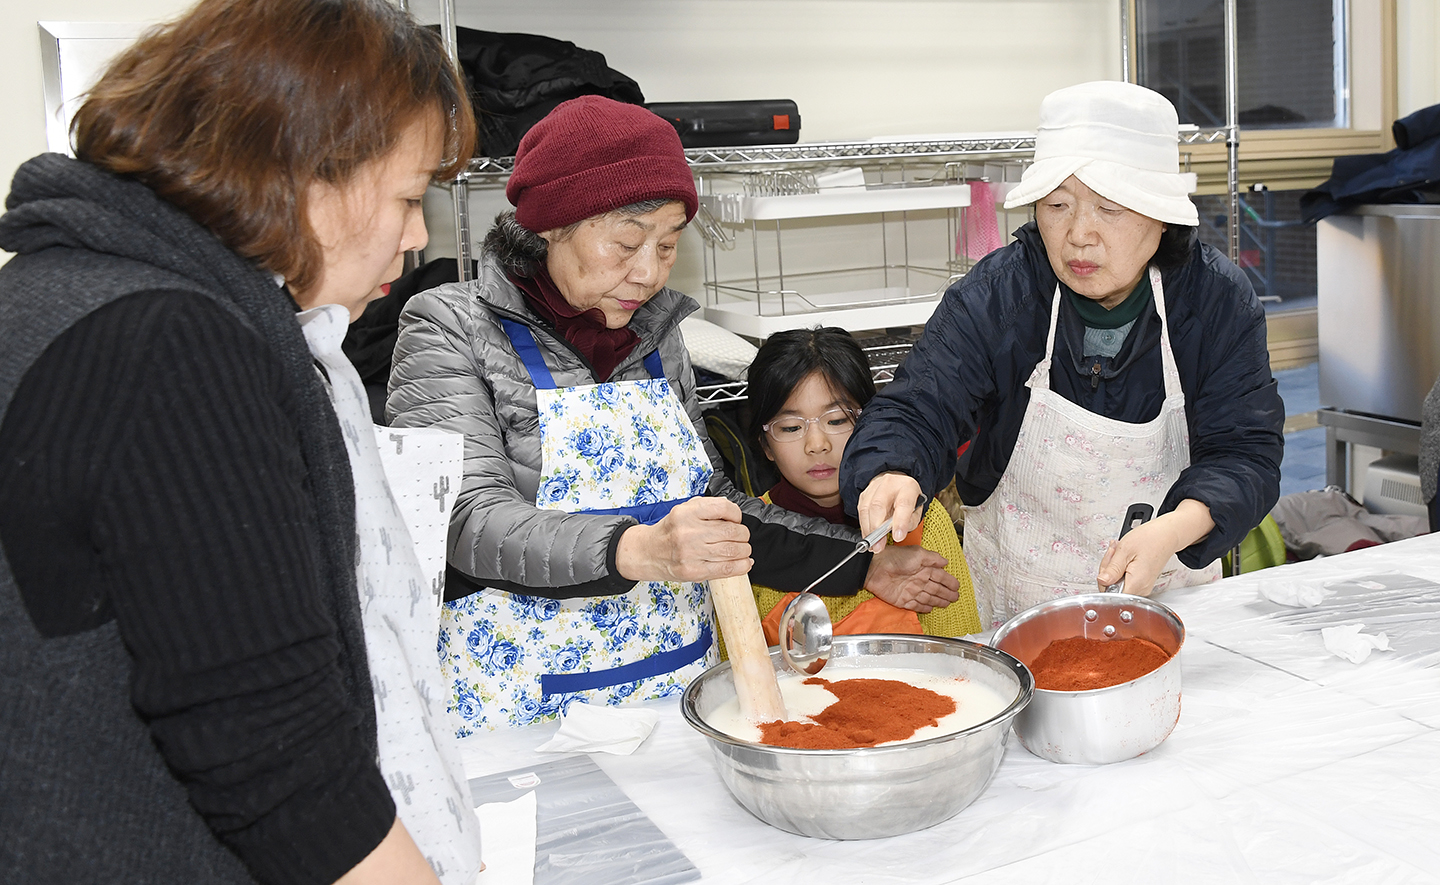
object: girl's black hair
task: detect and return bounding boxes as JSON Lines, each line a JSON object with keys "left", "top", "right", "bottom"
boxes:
{"left": 746, "top": 327, "right": 876, "bottom": 448}
{"left": 1152, "top": 224, "right": 1197, "bottom": 271}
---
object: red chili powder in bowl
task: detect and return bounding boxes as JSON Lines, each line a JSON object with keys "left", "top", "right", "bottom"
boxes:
{"left": 757, "top": 676, "right": 956, "bottom": 749}
{"left": 1028, "top": 636, "right": 1171, "bottom": 692}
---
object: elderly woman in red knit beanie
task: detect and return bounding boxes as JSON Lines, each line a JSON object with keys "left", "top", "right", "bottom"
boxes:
{"left": 387, "top": 96, "right": 957, "bottom": 732}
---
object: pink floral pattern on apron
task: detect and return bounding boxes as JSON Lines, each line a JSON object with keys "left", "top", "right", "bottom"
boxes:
{"left": 964, "top": 267, "right": 1221, "bottom": 628}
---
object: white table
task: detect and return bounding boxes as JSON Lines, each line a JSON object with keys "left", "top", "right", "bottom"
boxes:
{"left": 458, "top": 533, "right": 1440, "bottom": 884}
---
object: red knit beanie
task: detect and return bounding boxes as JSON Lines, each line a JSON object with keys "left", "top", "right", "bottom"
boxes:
{"left": 506, "top": 96, "right": 698, "bottom": 233}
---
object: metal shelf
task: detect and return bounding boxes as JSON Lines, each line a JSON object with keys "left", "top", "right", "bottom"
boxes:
{"left": 462, "top": 136, "right": 1043, "bottom": 184}
{"left": 428, "top": 0, "right": 1240, "bottom": 304}
{"left": 683, "top": 136, "right": 1037, "bottom": 169}
{"left": 694, "top": 342, "right": 913, "bottom": 406}
{"left": 1180, "top": 128, "right": 1230, "bottom": 145}
{"left": 460, "top": 128, "right": 1226, "bottom": 184}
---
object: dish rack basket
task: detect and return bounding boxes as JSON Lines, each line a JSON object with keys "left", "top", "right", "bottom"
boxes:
{"left": 691, "top": 159, "right": 1030, "bottom": 340}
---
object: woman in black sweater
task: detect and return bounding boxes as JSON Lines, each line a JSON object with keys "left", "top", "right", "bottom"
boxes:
{"left": 0, "top": 1, "right": 477, "bottom": 883}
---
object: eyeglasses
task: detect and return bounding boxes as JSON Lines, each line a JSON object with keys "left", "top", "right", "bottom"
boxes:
{"left": 762, "top": 407, "right": 859, "bottom": 443}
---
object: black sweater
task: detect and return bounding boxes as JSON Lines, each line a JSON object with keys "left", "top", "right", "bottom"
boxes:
{"left": 0, "top": 290, "right": 394, "bottom": 884}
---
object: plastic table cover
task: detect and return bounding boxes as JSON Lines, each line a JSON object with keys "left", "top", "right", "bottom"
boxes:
{"left": 456, "top": 531, "right": 1440, "bottom": 884}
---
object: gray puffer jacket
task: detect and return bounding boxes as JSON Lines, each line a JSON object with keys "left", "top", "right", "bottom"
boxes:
{"left": 388, "top": 255, "right": 864, "bottom": 598}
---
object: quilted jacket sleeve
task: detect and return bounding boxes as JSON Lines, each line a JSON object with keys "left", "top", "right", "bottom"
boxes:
{"left": 387, "top": 286, "right": 636, "bottom": 598}
{"left": 389, "top": 277, "right": 874, "bottom": 600}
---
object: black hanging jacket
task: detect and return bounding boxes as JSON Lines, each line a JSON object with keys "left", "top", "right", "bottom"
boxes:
{"left": 1301, "top": 102, "right": 1440, "bottom": 222}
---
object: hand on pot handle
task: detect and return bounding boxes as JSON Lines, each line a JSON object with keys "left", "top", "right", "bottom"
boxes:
{"left": 1096, "top": 499, "right": 1216, "bottom": 595}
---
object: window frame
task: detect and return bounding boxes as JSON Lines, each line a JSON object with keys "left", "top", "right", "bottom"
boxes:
{"left": 1125, "top": 0, "right": 1397, "bottom": 196}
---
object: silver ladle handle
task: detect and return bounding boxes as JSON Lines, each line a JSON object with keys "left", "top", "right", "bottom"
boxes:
{"left": 800, "top": 496, "right": 926, "bottom": 596}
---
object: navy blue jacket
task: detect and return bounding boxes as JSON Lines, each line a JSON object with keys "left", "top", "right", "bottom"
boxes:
{"left": 1300, "top": 102, "right": 1440, "bottom": 222}
{"left": 839, "top": 222, "right": 1285, "bottom": 569}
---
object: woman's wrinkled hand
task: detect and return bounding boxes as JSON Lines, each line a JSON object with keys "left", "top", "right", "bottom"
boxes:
{"left": 856, "top": 471, "right": 925, "bottom": 552}
{"left": 864, "top": 544, "right": 960, "bottom": 612}
{"left": 615, "top": 496, "right": 751, "bottom": 584}
{"left": 1095, "top": 532, "right": 1171, "bottom": 597}
{"left": 1095, "top": 500, "right": 1215, "bottom": 596}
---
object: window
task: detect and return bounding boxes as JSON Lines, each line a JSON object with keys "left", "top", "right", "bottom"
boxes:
{"left": 1136, "top": 0, "right": 1347, "bottom": 130}
{"left": 1131, "top": 0, "right": 1394, "bottom": 318}
{"left": 1193, "top": 187, "right": 1316, "bottom": 309}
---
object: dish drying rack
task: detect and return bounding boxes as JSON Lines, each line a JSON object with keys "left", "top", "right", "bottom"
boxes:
{"left": 685, "top": 158, "right": 1028, "bottom": 340}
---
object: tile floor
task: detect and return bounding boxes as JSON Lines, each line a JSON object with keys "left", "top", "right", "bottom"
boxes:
{"left": 1274, "top": 361, "right": 1328, "bottom": 498}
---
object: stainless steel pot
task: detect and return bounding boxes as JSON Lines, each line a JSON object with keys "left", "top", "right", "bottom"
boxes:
{"left": 991, "top": 593, "right": 1184, "bottom": 765}
{"left": 681, "top": 635, "right": 1032, "bottom": 840}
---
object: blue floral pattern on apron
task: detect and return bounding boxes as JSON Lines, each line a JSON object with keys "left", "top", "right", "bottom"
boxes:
{"left": 440, "top": 319, "right": 716, "bottom": 733}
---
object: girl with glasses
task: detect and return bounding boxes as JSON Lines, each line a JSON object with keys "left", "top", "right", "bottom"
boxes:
{"left": 738, "top": 328, "right": 982, "bottom": 647}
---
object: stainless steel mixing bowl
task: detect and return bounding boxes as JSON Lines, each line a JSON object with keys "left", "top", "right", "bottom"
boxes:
{"left": 991, "top": 593, "right": 1185, "bottom": 765}
{"left": 681, "top": 635, "right": 1032, "bottom": 840}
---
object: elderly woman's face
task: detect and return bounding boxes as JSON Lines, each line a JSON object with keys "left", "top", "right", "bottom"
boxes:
{"left": 297, "top": 118, "right": 439, "bottom": 319}
{"left": 542, "top": 202, "right": 688, "bottom": 329}
{"left": 1035, "top": 176, "right": 1164, "bottom": 309}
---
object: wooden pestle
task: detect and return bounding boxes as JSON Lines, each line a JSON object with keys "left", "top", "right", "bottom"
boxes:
{"left": 709, "top": 574, "right": 787, "bottom": 722}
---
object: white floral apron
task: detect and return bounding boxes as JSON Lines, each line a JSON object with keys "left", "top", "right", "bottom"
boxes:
{"left": 963, "top": 267, "right": 1221, "bottom": 628}
{"left": 440, "top": 319, "right": 717, "bottom": 733}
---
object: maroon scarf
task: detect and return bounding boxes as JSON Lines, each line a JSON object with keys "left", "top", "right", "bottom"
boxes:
{"left": 509, "top": 268, "right": 639, "bottom": 381}
{"left": 766, "top": 477, "right": 859, "bottom": 528}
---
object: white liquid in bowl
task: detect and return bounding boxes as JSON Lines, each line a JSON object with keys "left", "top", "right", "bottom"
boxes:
{"left": 704, "top": 667, "right": 1012, "bottom": 747}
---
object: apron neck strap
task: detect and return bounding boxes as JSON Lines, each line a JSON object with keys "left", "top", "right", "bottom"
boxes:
{"left": 1029, "top": 265, "right": 1180, "bottom": 397}
{"left": 500, "top": 317, "right": 557, "bottom": 389}
{"left": 499, "top": 317, "right": 665, "bottom": 389}
{"left": 1147, "top": 267, "right": 1182, "bottom": 396}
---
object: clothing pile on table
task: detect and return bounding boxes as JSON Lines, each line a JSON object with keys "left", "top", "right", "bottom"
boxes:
{"left": 452, "top": 28, "right": 644, "bottom": 159}
{"left": 1301, "top": 102, "right": 1440, "bottom": 222}
{"left": 1423, "top": 373, "right": 1440, "bottom": 533}
{"left": 1268, "top": 486, "right": 1430, "bottom": 561}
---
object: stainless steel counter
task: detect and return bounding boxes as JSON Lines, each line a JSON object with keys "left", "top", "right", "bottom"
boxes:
{"left": 1317, "top": 204, "right": 1440, "bottom": 426}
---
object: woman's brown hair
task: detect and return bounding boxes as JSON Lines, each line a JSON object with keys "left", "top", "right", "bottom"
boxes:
{"left": 72, "top": 0, "right": 476, "bottom": 292}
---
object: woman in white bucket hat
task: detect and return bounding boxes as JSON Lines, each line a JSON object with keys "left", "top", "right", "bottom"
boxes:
{"left": 841, "top": 81, "right": 1285, "bottom": 627}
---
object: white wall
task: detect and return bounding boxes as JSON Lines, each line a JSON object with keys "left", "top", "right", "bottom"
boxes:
{"left": 413, "top": 0, "right": 1123, "bottom": 297}
{"left": 1397, "top": 0, "right": 1440, "bottom": 118}
{"left": 7, "top": 0, "right": 1435, "bottom": 274}
{"left": 422, "top": 0, "right": 1124, "bottom": 142}
{"left": 0, "top": 0, "right": 195, "bottom": 214}
{"left": 6, "top": 0, "right": 1118, "bottom": 273}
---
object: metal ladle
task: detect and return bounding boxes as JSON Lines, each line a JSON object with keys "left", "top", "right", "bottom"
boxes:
{"left": 777, "top": 591, "right": 834, "bottom": 676}
{"left": 779, "top": 499, "right": 925, "bottom": 674}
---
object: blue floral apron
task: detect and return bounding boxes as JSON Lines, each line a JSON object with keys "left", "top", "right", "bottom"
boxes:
{"left": 440, "top": 319, "right": 717, "bottom": 733}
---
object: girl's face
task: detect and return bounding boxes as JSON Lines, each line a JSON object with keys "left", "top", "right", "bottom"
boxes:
{"left": 761, "top": 371, "right": 860, "bottom": 509}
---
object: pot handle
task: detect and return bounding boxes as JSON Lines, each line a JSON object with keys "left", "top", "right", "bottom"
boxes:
{"left": 1106, "top": 503, "right": 1155, "bottom": 593}
{"left": 1118, "top": 502, "right": 1154, "bottom": 539}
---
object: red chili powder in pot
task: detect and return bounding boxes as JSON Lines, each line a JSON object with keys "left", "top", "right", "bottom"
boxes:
{"left": 757, "top": 677, "right": 957, "bottom": 749}
{"left": 1028, "top": 636, "right": 1170, "bottom": 692}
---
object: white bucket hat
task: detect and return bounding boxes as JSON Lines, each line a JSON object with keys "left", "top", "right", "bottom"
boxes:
{"left": 1004, "top": 81, "right": 1199, "bottom": 226}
